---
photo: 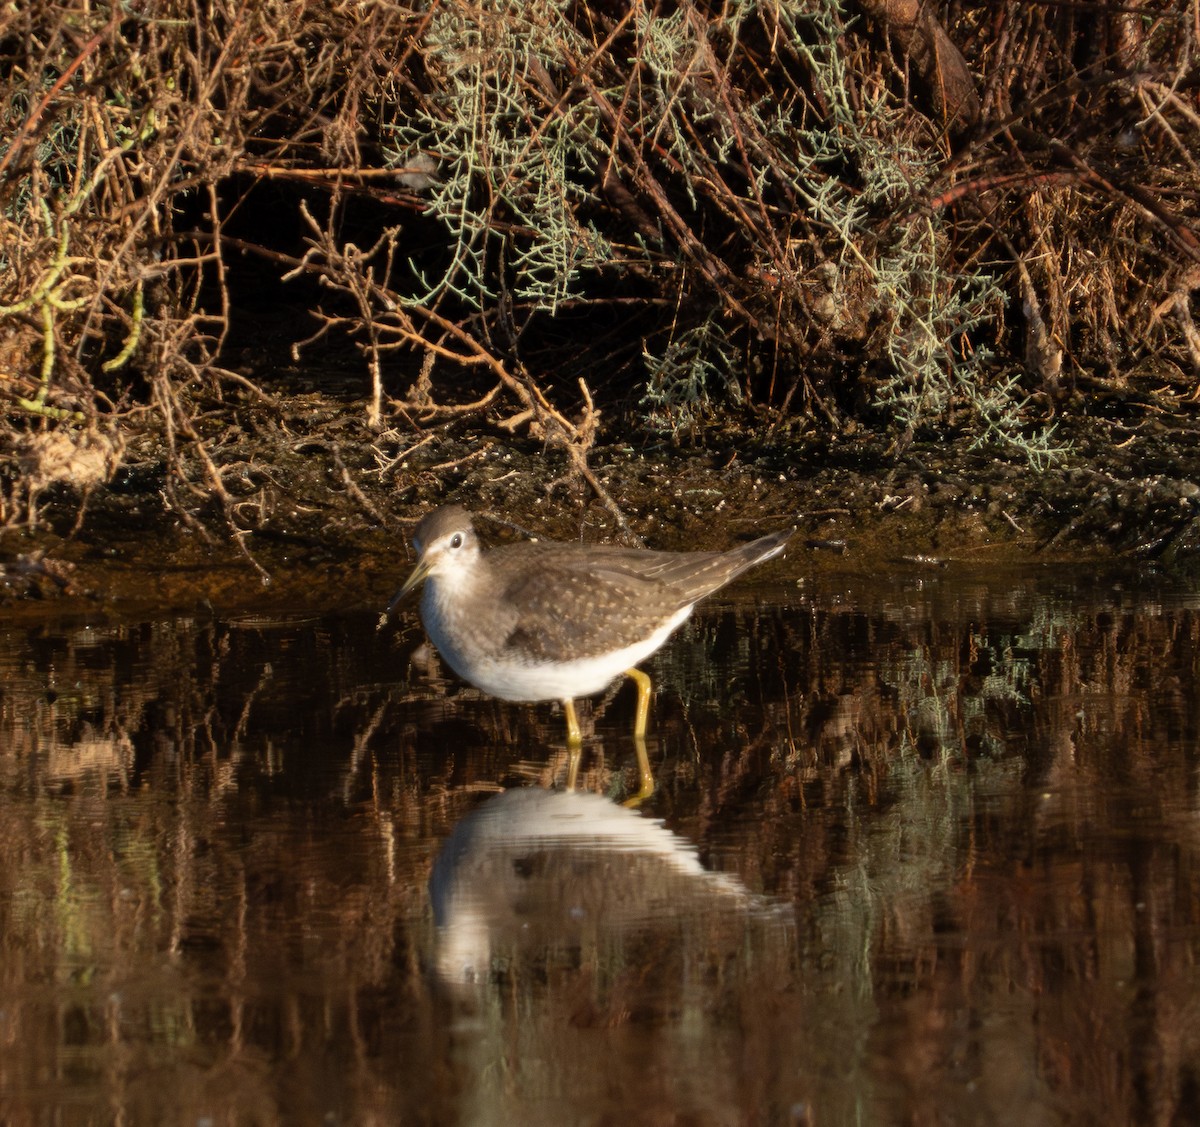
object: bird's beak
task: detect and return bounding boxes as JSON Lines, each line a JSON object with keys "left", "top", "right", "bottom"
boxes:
{"left": 384, "top": 556, "right": 431, "bottom": 620}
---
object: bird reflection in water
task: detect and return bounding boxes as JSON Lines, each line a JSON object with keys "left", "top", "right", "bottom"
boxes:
{"left": 429, "top": 787, "right": 783, "bottom": 985}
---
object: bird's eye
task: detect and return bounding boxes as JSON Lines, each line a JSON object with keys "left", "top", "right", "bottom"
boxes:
{"left": 450, "top": 533, "right": 463, "bottom": 549}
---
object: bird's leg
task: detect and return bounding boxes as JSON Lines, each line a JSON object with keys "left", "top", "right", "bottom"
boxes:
{"left": 563, "top": 698, "right": 582, "bottom": 791}
{"left": 563, "top": 698, "right": 582, "bottom": 746}
{"left": 622, "top": 735, "right": 655, "bottom": 808}
{"left": 621, "top": 670, "right": 655, "bottom": 805}
{"left": 623, "top": 667, "right": 652, "bottom": 740}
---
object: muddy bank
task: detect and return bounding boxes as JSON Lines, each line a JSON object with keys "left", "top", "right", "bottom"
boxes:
{"left": 5, "top": 395, "right": 1200, "bottom": 620}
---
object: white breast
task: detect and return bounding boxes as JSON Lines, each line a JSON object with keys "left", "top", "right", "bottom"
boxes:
{"left": 422, "top": 582, "right": 691, "bottom": 703}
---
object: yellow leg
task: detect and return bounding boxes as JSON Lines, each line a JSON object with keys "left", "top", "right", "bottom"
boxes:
{"left": 622, "top": 735, "right": 655, "bottom": 808}
{"left": 624, "top": 667, "right": 652, "bottom": 740}
{"left": 563, "top": 699, "right": 582, "bottom": 791}
{"left": 620, "top": 669, "right": 656, "bottom": 805}
{"left": 563, "top": 698, "right": 582, "bottom": 746}
{"left": 565, "top": 744, "right": 581, "bottom": 792}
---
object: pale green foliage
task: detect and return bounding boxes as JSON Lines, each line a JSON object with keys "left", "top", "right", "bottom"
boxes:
{"left": 3, "top": 90, "right": 82, "bottom": 223}
{"left": 641, "top": 320, "right": 742, "bottom": 435}
{"left": 386, "top": 0, "right": 1062, "bottom": 463}
{"left": 779, "top": 0, "right": 1064, "bottom": 465}
{"left": 872, "top": 219, "right": 1064, "bottom": 467}
{"left": 384, "top": 0, "right": 610, "bottom": 313}
{"left": 632, "top": 5, "right": 739, "bottom": 197}
{"left": 628, "top": 0, "right": 1059, "bottom": 466}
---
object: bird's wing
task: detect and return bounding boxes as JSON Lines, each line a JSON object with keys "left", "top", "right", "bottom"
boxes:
{"left": 581, "top": 528, "right": 794, "bottom": 604}
{"left": 496, "top": 553, "right": 686, "bottom": 662}
{"left": 489, "top": 528, "right": 793, "bottom": 662}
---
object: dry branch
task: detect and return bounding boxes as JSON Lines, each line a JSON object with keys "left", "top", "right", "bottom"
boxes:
{"left": 0, "top": 0, "right": 1198, "bottom": 533}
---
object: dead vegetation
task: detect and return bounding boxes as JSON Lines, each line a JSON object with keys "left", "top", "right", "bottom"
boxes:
{"left": 0, "top": 0, "right": 1198, "bottom": 540}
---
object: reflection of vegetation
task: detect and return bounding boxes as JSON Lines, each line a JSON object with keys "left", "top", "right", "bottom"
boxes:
{"left": 1, "top": 577, "right": 1200, "bottom": 1119}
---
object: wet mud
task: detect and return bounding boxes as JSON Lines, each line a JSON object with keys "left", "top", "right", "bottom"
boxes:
{"left": 4, "top": 375, "right": 1200, "bottom": 616}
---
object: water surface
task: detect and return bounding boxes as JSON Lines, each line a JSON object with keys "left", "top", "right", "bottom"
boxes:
{"left": 1, "top": 562, "right": 1199, "bottom": 1125}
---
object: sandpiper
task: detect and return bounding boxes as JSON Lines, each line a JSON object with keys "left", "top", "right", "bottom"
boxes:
{"left": 388, "top": 505, "right": 794, "bottom": 745}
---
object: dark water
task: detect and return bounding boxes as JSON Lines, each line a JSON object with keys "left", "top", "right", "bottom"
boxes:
{"left": 2, "top": 562, "right": 1200, "bottom": 1125}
